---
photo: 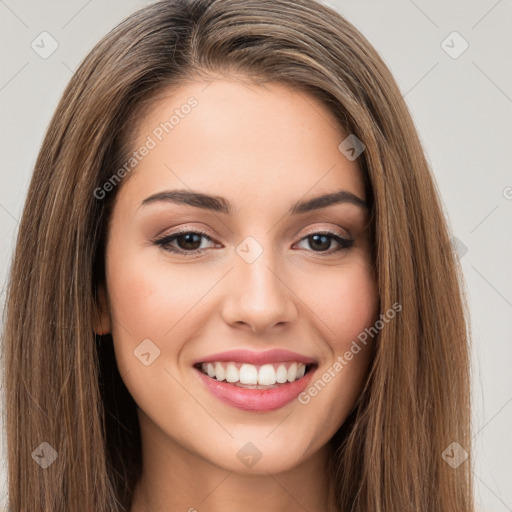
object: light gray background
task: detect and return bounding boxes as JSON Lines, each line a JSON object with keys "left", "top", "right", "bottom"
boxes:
{"left": 0, "top": 0, "right": 511, "bottom": 510}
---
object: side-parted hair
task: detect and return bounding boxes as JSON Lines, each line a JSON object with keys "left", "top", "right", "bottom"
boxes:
{"left": 1, "top": 0, "right": 473, "bottom": 510}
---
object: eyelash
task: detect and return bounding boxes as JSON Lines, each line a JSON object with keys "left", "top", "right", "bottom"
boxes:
{"left": 153, "top": 227, "right": 354, "bottom": 257}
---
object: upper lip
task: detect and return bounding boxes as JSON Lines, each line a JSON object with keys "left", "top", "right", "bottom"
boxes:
{"left": 194, "top": 348, "right": 317, "bottom": 366}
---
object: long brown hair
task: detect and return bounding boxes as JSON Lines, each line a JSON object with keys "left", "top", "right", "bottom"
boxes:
{"left": 1, "top": 0, "right": 473, "bottom": 510}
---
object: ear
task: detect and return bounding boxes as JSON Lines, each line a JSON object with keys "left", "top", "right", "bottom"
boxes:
{"left": 94, "top": 282, "right": 111, "bottom": 335}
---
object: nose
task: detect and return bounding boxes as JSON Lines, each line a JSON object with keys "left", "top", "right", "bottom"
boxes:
{"left": 221, "top": 246, "right": 298, "bottom": 334}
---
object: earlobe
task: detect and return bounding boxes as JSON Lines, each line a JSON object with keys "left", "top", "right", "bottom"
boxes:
{"left": 94, "top": 282, "right": 111, "bottom": 335}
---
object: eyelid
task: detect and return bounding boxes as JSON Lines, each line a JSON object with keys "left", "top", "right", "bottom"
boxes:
{"left": 299, "top": 224, "right": 351, "bottom": 239}
{"left": 154, "top": 223, "right": 217, "bottom": 239}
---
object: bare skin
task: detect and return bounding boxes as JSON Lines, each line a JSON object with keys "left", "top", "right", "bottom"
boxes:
{"left": 95, "top": 75, "right": 379, "bottom": 512}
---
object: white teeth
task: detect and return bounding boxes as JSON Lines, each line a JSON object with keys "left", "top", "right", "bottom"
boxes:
{"left": 199, "top": 361, "right": 310, "bottom": 385}
{"left": 239, "top": 363, "right": 258, "bottom": 384}
{"left": 275, "top": 365, "right": 288, "bottom": 383}
{"left": 258, "top": 364, "right": 276, "bottom": 386}
{"left": 225, "top": 362, "right": 239, "bottom": 383}
{"left": 287, "top": 362, "right": 298, "bottom": 382}
{"left": 215, "top": 362, "right": 225, "bottom": 381}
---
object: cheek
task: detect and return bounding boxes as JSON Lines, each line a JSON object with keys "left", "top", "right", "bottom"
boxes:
{"left": 337, "top": 271, "right": 379, "bottom": 345}
{"left": 106, "top": 262, "right": 160, "bottom": 339}
{"left": 296, "top": 263, "right": 378, "bottom": 436}
{"left": 104, "top": 249, "right": 207, "bottom": 410}
{"left": 106, "top": 247, "right": 213, "bottom": 338}
{"left": 305, "top": 260, "right": 379, "bottom": 353}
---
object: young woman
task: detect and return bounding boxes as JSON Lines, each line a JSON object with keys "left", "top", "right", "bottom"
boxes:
{"left": 2, "top": 0, "right": 474, "bottom": 510}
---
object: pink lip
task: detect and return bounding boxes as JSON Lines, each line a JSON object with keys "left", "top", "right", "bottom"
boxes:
{"left": 194, "top": 348, "right": 317, "bottom": 366}
{"left": 194, "top": 366, "right": 316, "bottom": 412}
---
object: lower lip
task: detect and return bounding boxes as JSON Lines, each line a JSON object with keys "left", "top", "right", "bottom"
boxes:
{"left": 194, "top": 367, "right": 316, "bottom": 412}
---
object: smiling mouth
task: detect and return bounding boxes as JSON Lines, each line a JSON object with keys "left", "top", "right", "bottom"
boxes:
{"left": 193, "top": 361, "right": 317, "bottom": 389}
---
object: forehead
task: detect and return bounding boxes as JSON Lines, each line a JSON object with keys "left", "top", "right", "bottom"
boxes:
{"left": 117, "top": 77, "right": 365, "bottom": 212}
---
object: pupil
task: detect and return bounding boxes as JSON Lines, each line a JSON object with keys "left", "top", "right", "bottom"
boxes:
{"left": 178, "top": 233, "right": 201, "bottom": 250}
{"left": 310, "top": 234, "right": 330, "bottom": 251}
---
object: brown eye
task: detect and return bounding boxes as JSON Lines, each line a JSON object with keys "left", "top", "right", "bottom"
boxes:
{"left": 154, "top": 230, "right": 216, "bottom": 255}
{"left": 173, "top": 233, "right": 203, "bottom": 251}
{"left": 295, "top": 231, "right": 354, "bottom": 253}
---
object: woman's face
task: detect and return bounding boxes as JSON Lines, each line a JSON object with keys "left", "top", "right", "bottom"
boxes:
{"left": 98, "top": 77, "right": 379, "bottom": 474}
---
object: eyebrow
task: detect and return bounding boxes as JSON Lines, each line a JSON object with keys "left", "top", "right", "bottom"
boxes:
{"left": 139, "top": 189, "right": 368, "bottom": 215}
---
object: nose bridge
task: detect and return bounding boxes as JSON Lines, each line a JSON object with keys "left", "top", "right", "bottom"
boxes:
{"left": 222, "top": 235, "right": 297, "bottom": 331}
